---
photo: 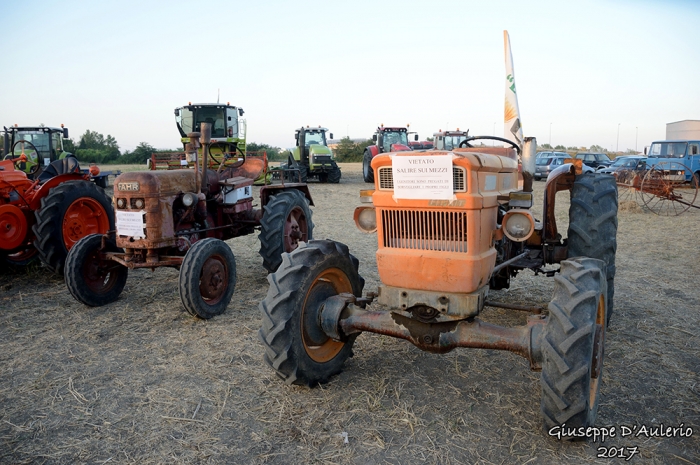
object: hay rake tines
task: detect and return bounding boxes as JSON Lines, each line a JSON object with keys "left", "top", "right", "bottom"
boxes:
{"left": 638, "top": 162, "right": 700, "bottom": 216}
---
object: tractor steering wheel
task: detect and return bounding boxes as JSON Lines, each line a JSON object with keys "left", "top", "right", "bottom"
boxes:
{"left": 458, "top": 136, "right": 521, "bottom": 155}
{"left": 7, "top": 140, "right": 42, "bottom": 174}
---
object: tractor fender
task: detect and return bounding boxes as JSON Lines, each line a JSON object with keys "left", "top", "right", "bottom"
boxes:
{"left": 29, "top": 173, "right": 90, "bottom": 210}
{"left": 541, "top": 163, "right": 577, "bottom": 242}
{"left": 259, "top": 184, "right": 314, "bottom": 208}
{"left": 367, "top": 145, "right": 380, "bottom": 158}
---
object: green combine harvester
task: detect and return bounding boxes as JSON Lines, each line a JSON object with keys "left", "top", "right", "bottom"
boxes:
{"left": 285, "top": 126, "right": 341, "bottom": 183}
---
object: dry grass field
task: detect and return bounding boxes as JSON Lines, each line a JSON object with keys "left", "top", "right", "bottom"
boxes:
{"left": 1, "top": 163, "right": 699, "bottom": 464}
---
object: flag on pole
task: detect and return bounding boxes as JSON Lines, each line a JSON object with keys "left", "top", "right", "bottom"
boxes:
{"left": 504, "top": 30, "right": 523, "bottom": 148}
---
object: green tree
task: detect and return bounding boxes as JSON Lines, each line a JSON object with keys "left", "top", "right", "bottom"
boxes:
{"left": 75, "top": 130, "right": 121, "bottom": 163}
{"left": 247, "top": 142, "right": 283, "bottom": 161}
{"left": 539, "top": 143, "right": 552, "bottom": 150}
{"left": 119, "top": 142, "right": 157, "bottom": 164}
{"left": 334, "top": 137, "right": 373, "bottom": 162}
{"left": 554, "top": 144, "right": 566, "bottom": 150}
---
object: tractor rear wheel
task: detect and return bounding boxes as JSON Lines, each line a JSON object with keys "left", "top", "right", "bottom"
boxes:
{"left": 258, "top": 240, "right": 364, "bottom": 386}
{"left": 33, "top": 180, "right": 114, "bottom": 274}
{"left": 362, "top": 150, "right": 374, "bottom": 183}
{"left": 258, "top": 189, "right": 314, "bottom": 273}
{"left": 1, "top": 247, "right": 39, "bottom": 272}
{"left": 327, "top": 162, "right": 341, "bottom": 184}
{"left": 567, "top": 172, "right": 617, "bottom": 326}
{"left": 541, "top": 258, "right": 607, "bottom": 432}
{"left": 179, "top": 238, "right": 237, "bottom": 319}
{"left": 65, "top": 234, "right": 128, "bottom": 307}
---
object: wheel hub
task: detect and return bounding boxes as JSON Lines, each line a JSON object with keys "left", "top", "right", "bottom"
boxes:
{"left": 200, "top": 256, "right": 226, "bottom": 301}
{"left": 63, "top": 198, "right": 109, "bottom": 248}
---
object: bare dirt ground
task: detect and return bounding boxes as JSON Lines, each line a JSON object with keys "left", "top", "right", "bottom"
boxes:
{"left": 1, "top": 163, "right": 698, "bottom": 464}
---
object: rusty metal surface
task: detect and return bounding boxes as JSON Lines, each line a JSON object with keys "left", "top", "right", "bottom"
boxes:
{"left": 484, "top": 300, "right": 543, "bottom": 314}
{"left": 377, "top": 284, "right": 486, "bottom": 321}
{"left": 338, "top": 307, "right": 547, "bottom": 367}
{"left": 105, "top": 251, "right": 183, "bottom": 269}
{"left": 543, "top": 163, "right": 576, "bottom": 242}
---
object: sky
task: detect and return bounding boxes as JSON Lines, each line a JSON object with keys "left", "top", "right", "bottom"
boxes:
{"left": 1, "top": 0, "right": 699, "bottom": 153}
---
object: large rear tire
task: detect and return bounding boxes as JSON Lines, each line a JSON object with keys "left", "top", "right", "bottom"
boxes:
{"left": 65, "top": 234, "right": 127, "bottom": 307}
{"left": 258, "top": 190, "right": 313, "bottom": 273}
{"left": 362, "top": 150, "right": 374, "bottom": 183}
{"left": 541, "top": 258, "right": 607, "bottom": 432}
{"left": 33, "top": 180, "right": 114, "bottom": 274}
{"left": 567, "top": 172, "right": 617, "bottom": 326}
{"left": 179, "top": 238, "right": 237, "bottom": 319}
{"left": 258, "top": 240, "right": 364, "bottom": 386}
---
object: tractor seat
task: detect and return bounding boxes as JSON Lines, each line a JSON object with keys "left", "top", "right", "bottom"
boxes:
{"left": 37, "top": 156, "right": 81, "bottom": 183}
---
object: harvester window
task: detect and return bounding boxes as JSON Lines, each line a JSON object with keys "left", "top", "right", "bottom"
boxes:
{"left": 51, "top": 132, "right": 63, "bottom": 155}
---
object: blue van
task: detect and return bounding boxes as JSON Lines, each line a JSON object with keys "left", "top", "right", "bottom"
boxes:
{"left": 646, "top": 140, "right": 700, "bottom": 182}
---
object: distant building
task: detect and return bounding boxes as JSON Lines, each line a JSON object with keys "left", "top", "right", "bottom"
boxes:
{"left": 666, "top": 120, "right": 700, "bottom": 140}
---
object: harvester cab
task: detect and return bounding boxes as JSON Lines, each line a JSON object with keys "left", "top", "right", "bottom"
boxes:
{"left": 286, "top": 126, "right": 341, "bottom": 183}
{"left": 362, "top": 125, "right": 417, "bottom": 183}
{"left": 433, "top": 129, "right": 470, "bottom": 150}
{"left": 259, "top": 31, "right": 618, "bottom": 435}
{"left": 175, "top": 103, "right": 247, "bottom": 167}
{"left": 3, "top": 125, "right": 72, "bottom": 179}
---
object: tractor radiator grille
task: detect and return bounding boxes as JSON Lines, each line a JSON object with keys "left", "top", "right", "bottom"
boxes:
{"left": 380, "top": 209, "right": 468, "bottom": 252}
{"left": 378, "top": 166, "right": 467, "bottom": 192}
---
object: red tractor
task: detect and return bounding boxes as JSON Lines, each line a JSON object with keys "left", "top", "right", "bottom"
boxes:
{"left": 362, "top": 125, "right": 418, "bottom": 183}
{"left": 0, "top": 157, "right": 114, "bottom": 273}
{"left": 65, "top": 122, "right": 314, "bottom": 319}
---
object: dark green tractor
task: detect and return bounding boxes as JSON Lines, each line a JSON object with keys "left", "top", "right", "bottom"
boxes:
{"left": 286, "top": 126, "right": 341, "bottom": 183}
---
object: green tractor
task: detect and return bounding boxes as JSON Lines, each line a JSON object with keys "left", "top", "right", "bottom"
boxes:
{"left": 3, "top": 125, "right": 72, "bottom": 179}
{"left": 286, "top": 126, "right": 341, "bottom": 183}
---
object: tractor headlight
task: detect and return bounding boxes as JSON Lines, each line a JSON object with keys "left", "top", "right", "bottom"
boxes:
{"left": 131, "top": 198, "right": 145, "bottom": 210}
{"left": 353, "top": 206, "right": 377, "bottom": 233}
{"left": 182, "top": 192, "right": 197, "bottom": 207}
{"left": 116, "top": 198, "right": 126, "bottom": 209}
{"left": 502, "top": 210, "right": 534, "bottom": 242}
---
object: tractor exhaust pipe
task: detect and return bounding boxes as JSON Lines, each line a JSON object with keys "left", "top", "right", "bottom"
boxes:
{"left": 521, "top": 136, "right": 536, "bottom": 192}
{"left": 3, "top": 127, "right": 9, "bottom": 157}
{"left": 200, "top": 123, "right": 211, "bottom": 195}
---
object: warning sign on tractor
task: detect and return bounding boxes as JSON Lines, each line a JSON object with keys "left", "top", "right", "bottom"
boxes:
{"left": 392, "top": 154, "right": 453, "bottom": 200}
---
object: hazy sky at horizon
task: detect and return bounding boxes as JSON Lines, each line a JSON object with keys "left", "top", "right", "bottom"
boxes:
{"left": 1, "top": 0, "right": 698, "bottom": 153}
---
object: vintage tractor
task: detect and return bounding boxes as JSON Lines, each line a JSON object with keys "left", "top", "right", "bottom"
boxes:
{"left": 0, "top": 156, "right": 114, "bottom": 273}
{"left": 284, "top": 126, "right": 341, "bottom": 183}
{"left": 65, "top": 122, "right": 314, "bottom": 319}
{"left": 259, "top": 132, "right": 618, "bottom": 432}
{"left": 362, "top": 125, "right": 418, "bottom": 183}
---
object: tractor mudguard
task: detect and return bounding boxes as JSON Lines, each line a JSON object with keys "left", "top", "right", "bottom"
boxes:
{"left": 260, "top": 184, "right": 314, "bottom": 208}
{"left": 28, "top": 173, "right": 89, "bottom": 210}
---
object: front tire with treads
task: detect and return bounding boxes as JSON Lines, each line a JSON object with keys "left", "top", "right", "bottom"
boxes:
{"left": 258, "top": 240, "right": 364, "bottom": 386}
{"left": 540, "top": 258, "right": 607, "bottom": 432}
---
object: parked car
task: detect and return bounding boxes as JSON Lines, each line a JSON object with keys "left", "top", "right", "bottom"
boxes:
{"left": 535, "top": 150, "right": 568, "bottom": 159}
{"left": 575, "top": 152, "right": 612, "bottom": 170}
{"left": 535, "top": 154, "right": 569, "bottom": 180}
{"left": 598, "top": 155, "right": 647, "bottom": 184}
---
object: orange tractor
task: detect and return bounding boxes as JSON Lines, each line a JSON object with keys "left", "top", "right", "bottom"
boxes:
{"left": 0, "top": 157, "right": 113, "bottom": 273}
{"left": 259, "top": 35, "right": 618, "bottom": 431}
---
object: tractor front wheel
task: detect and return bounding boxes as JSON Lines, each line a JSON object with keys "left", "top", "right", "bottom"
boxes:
{"left": 33, "top": 180, "right": 114, "bottom": 274}
{"left": 258, "top": 240, "right": 364, "bottom": 386}
{"left": 65, "top": 234, "right": 128, "bottom": 307}
{"left": 179, "top": 238, "right": 237, "bottom": 319}
{"left": 258, "top": 189, "right": 314, "bottom": 273}
{"left": 327, "top": 161, "right": 341, "bottom": 184}
{"left": 362, "top": 150, "right": 374, "bottom": 183}
{"left": 540, "top": 258, "right": 607, "bottom": 432}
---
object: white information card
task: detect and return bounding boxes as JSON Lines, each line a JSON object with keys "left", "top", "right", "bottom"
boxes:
{"left": 116, "top": 211, "right": 146, "bottom": 238}
{"left": 392, "top": 154, "right": 453, "bottom": 200}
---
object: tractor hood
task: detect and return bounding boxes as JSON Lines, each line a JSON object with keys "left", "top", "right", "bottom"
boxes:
{"left": 308, "top": 144, "right": 332, "bottom": 157}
